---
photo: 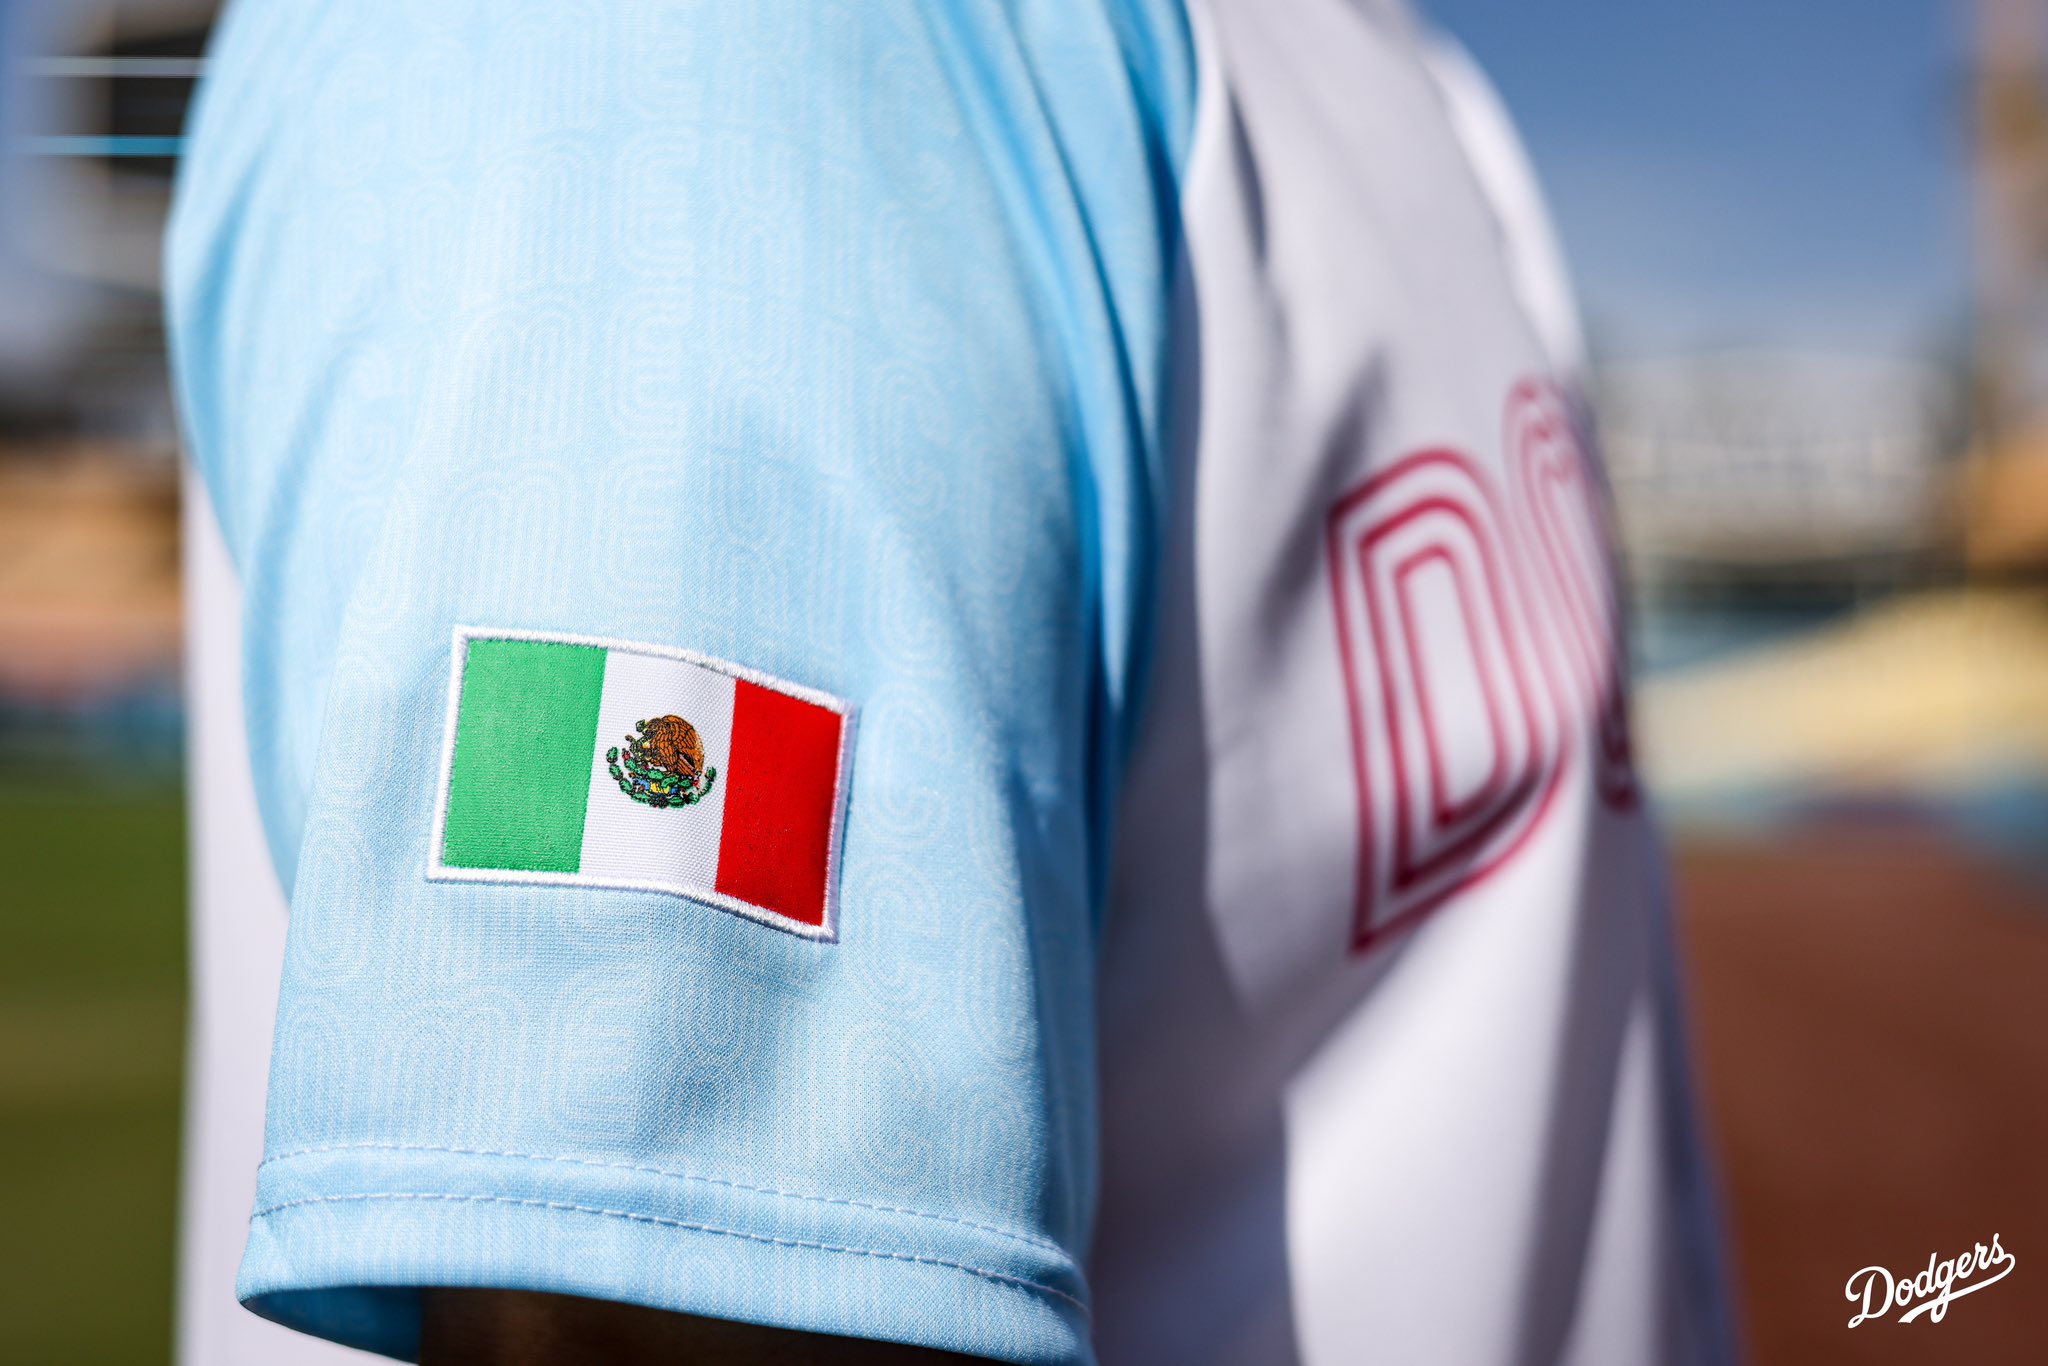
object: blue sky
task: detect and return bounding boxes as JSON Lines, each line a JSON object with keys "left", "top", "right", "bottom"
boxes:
{"left": 1430, "top": 0, "right": 1970, "bottom": 361}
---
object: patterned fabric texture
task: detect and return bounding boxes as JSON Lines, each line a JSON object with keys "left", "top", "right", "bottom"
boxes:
{"left": 167, "top": 1, "right": 1193, "bottom": 1360}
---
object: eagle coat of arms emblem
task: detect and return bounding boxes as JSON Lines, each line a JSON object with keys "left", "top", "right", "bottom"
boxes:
{"left": 607, "top": 714, "right": 718, "bottom": 808}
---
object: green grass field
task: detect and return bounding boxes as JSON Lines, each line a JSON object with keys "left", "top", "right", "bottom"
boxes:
{"left": 1, "top": 783, "right": 186, "bottom": 1365}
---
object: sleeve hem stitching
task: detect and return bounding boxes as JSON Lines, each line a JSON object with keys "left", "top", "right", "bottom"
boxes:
{"left": 248, "top": 1190, "right": 1090, "bottom": 1319}
{"left": 259, "top": 1140, "right": 1067, "bottom": 1257}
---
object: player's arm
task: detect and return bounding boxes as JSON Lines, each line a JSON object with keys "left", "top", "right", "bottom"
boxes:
{"left": 166, "top": 1, "right": 1191, "bottom": 1361}
{"left": 418, "top": 1290, "right": 984, "bottom": 1365}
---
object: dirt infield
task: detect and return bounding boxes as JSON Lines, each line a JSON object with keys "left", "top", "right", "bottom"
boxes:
{"left": 1677, "top": 825, "right": 2048, "bottom": 1364}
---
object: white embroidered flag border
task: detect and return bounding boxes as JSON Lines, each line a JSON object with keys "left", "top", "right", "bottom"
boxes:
{"left": 426, "top": 627, "right": 855, "bottom": 940}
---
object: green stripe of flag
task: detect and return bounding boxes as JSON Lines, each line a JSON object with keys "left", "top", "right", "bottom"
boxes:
{"left": 441, "top": 639, "right": 607, "bottom": 872}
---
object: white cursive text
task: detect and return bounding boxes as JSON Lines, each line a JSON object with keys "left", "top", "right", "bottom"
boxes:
{"left": 1845, "top": 1234, "right": 2015, "bottom": 1327}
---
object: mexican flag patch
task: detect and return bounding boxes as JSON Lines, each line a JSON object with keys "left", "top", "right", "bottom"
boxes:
{"left": 427, "top": 628, "right": 854, "bottom": 939}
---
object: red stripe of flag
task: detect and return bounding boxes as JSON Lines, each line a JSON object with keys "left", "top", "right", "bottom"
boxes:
{"left": 715, "top": 680, "right": 845, "bottom": 928}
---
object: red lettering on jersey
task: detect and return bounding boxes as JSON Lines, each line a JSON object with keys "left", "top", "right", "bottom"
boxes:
{"left": 1326, "top": 381, "right": 1640, "bottom": 955}
{"left": 1327, "top": 449, "right": 1569, "bottom": 953}
{"left": 1506, "top": 381, "right": 1639, "bottom": 810}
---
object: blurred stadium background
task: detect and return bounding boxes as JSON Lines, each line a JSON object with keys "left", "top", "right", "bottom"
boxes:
{"left": 4, "top": 1, "right": 2046, "bottom": 1362}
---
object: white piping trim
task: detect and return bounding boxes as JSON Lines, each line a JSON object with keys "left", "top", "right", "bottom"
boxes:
{"left": 819, "top": 702, "right": 857, "bottom": 944}
{"left": 422, "top": 623, "right": 473, "bottom": 898}
{"left": 428, "top": 864, "right": 841, "bottom": 942}
{"left": 424, "top": 626, "right": 856, "bottom": 944}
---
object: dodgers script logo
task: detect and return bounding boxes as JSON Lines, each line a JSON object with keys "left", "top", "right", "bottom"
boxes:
{"left": 1845, "top": 1234, "right": 2015, "bottom": 1326}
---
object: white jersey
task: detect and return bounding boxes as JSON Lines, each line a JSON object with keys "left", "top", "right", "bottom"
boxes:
{"left": 175, "top": 1, "right": 1731, "bottom": 1361}
{"left": 1094, "top": 11, "right": 1730, "bottom": 1361}
{"left": 180, "top": 473, "right": 379, "bottom": 1366}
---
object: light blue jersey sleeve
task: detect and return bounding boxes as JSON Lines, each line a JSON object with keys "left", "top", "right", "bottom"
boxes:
{"left": 166, "top": 2, "right": 1193, "bottom": 1360}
